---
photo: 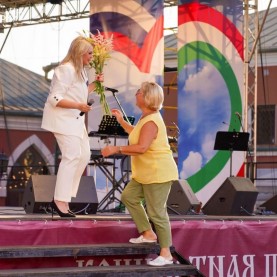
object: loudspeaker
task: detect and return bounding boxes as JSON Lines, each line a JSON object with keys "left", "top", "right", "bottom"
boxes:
{"left": 202, "top": 177, "right": 258, "bottom": 216}
{"left": 260, "top": 195, "right": 277, "bottom": 213}
{"left": 167, "top": 180, "right": 201, "bottom": 215}
{"left": 22, "top": 175, "right": 98, "bottom": 214}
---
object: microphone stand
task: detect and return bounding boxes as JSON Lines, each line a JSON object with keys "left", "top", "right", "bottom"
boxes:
{"left": 236, "top": 114, "right": 255, "bottom": 181}
{"left": 111, "top": 91, "right": 131, "bottom": 124}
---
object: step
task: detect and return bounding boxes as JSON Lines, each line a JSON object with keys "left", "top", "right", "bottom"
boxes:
{"left": 0, "top": 243, "right": 205, "bottom": 277}
{"left": 0, "top": 243, "right": 174, "bottom": 259}
{"left": 0, "top": 264, "right": 203, "bottom": 277}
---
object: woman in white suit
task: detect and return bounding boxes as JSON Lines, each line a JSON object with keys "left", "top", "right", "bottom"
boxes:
{"left": 41, "top": 36, "right": 98, "bottom": 217}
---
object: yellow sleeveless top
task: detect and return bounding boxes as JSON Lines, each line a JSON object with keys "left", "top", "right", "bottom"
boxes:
{"left": 129, "top": 112, "right": 178, "bottom": 184}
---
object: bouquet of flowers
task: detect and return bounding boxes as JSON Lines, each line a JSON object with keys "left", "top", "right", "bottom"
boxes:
{"left": 84, "top": 30, "right": 113, "bottom": 115}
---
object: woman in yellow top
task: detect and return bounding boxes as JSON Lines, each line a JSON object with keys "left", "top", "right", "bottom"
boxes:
{"left": 101, "top": 81, "right": 179, "bottom": 266}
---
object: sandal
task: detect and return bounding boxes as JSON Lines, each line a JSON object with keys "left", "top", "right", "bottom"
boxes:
{"left": 148, "top": 256, "right": 173, "bottom": 266}
{"left": 129, "top": 235, "right": 157, "bottom": 244}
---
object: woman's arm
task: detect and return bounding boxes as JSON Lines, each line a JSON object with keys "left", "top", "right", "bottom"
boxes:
{"left": 101, "top": 121, "right": 158, "bottom": 157}
{"left": 112, "top": 109, "right": 134, "bottom": 134}
{"left": 48, "top": 65, "right": 92, "bottom": 113}
{"left": 88, "top": 82, "right": 96, "bottom": 93}
{"left": 56, "top": 99, "right": 92, "bottom": 113}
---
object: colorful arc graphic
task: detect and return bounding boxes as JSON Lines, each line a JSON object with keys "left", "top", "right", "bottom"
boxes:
{"left": 178, "top": 3, "right": 243, "bottom": 193}
{"left": 179, "top": 3, "right": 244, "bottom": 60}
{"left": 178, "top": 42, "right": 242, "bottom": 192}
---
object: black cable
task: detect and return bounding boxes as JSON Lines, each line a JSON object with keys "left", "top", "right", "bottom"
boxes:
{"left": 240, "top": 206, "right": 255, "bottom": 216}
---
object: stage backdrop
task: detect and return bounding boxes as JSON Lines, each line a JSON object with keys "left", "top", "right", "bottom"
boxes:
{"left": 88, "top": 0, "right": 165, "bottom": 195}
{"left": 177, "top": 0, "right": 244, "bottom": 205}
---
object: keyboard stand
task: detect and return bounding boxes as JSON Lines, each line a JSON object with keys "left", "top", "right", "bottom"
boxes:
{"left": 91, "top": 155, "right": 127, "bottom": 212}
{"left": 88, "top": 115, "right": 135, "bottom": 213}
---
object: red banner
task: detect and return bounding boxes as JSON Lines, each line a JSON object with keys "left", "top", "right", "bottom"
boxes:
{"left": 0, "top": 219, "right": 277, "bottom": 276}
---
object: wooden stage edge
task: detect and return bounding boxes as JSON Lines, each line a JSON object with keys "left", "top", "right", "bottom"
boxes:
{"left": 0, "top": 206, "right": 276, "bottom": 221}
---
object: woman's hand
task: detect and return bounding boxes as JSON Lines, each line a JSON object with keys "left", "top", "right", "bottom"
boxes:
{"left": 88, "top": 73, "right": 104, "bottom": 93}
{"left": 111, "top": 109, "right": 124, "bottom": 123}
{"left": 95, "top": 73, "right": 104, "bottom": 82}
{"left": 57, "top": 99, "right": 92, "bottom": 112}
{"left": 101, "top": 145, "right": 118, "bottom": 157}
{"left": 78, "top": 102, "right": 93, "bottom": 113}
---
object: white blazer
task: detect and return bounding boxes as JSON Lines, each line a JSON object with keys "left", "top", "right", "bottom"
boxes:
{"left": 41, "top": 62, "right": 89, "bottom": 138}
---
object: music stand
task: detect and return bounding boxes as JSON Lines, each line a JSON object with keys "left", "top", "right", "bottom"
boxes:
{"left": 98, "top": 115, "right": 135, "bottom": 136}
{"left": 214, "top": 131, "right": 249, "bottom": 177}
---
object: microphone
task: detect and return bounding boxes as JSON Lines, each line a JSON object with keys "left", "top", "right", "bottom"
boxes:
{"left": 105, "top": 87, "right": 118, "bottom": 93}
{"left": 235, "top": 112, "right": 241, "bottom": 118}
{"left": 235, "top": 111, "right": 245, "bottom": 132}
{"left": 79, "top": 99, "right": 94, "bottom": 116}
{"left": 222, "top": 121, "right": 236, "bottom": 132}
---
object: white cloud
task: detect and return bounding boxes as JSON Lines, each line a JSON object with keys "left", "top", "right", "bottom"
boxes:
{"left": 179, "top": 62, "right": 229, "bottom": 138}
{"left": 185, "top": 64, "right": 225, "bottom": 99}
{"left": 201, "top": 133, "right": 216, "bottom": 161}
{"left": 180, "top": 151, "right": 202, "bottom": 179}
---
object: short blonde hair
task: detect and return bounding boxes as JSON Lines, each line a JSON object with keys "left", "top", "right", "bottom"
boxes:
{"left": 61, "top": 36, "right": 92, "bottom": 80}
{"left": 140, "top": 81, "right": 164, "bottom": 111}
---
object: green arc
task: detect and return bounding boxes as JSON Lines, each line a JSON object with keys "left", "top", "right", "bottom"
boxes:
{"left": 178, "top": 41, "right": 242, "bottom": 192}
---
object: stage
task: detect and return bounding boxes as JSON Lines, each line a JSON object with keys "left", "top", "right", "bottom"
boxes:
{"left": 0, "top": 207, "right": 277, "bottom": 277}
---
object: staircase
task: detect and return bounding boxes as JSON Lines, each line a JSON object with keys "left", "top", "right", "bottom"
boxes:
{"left": 0, "top": 243, "right": 205, "bottom": 276}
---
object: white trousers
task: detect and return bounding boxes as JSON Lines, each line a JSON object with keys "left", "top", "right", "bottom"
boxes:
{"left": 54, "top": 130, "right": 91, "bottom": 202}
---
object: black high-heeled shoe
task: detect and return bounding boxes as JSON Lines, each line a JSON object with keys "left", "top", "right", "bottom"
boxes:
{"left": 68, "top": 209, "right": 76, "bottom": 216}
{"left": 51, "top": 201, "right": 76, "bottom": 218}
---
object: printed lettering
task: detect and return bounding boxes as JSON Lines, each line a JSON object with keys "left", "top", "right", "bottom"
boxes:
{"left": 76, "top": 259, "right": 85, "bottom": 267}
{"left": 265, "top": 254, "right": 277, "bottom": 277}
{"left": 227, "top": 255, "right": 239, "bottom": 277}
{"left": 190, "top": 256, "right": 207, "bottom": 270}
{"left": 133, "top": 258, "right": 144, "bottom": 265}
{"left": 208, "top": 255, "right": 225, "bottom": 277}
{"left": 98, "top": 259, "right": 110, "bottom": 266}
{"left": 242, "top": 255, "right": 255, "bottom": 277}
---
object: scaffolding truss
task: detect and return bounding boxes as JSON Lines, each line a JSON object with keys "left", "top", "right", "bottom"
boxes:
{"left": 0, "top": 0, "right": 177, "bottom": 29}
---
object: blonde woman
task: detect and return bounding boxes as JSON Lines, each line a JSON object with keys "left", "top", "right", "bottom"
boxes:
{"left": 42, "top": 36, "right": 98, "bottom": 217}
{"left": 101, "top": 81, "right": 178, "bottom": 266}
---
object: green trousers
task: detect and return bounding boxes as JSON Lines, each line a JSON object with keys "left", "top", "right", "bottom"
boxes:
{"left": 121, "top": 179, "right": 173, "bottom": 248}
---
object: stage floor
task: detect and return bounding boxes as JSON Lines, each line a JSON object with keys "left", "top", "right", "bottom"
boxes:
{"left": 0, "top": 206, "right": 276, "bottom": 221}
